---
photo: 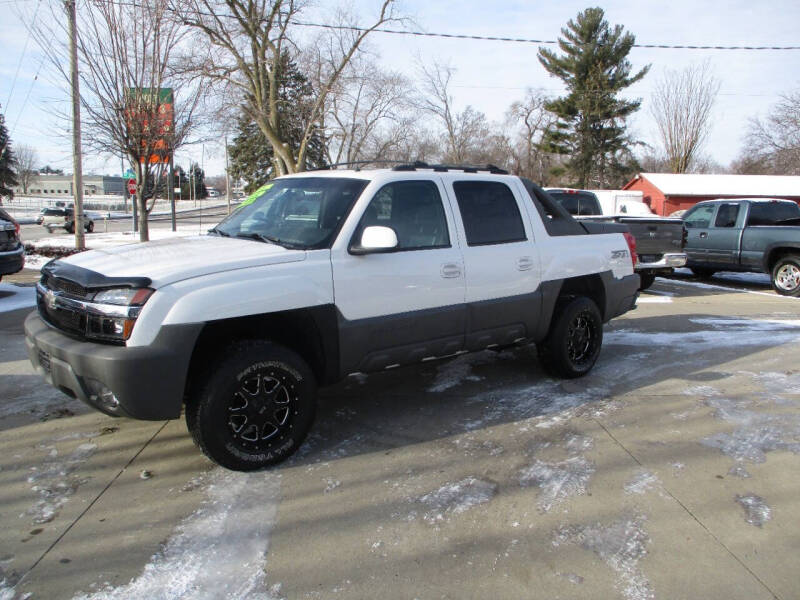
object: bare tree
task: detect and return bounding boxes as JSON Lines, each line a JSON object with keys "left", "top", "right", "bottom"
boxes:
{"left": 504, "top": 89, "right": 556, "bottom": 183}
{"left": 323, "top": 54, "right": 412, "bottom": 165}
{"left": 416, "top": 60, "right": 497, "bottom": 165}
{"left": 180, "top": 0, "right": 399, "bottom": 175}
{"left": 650, "top": 62, "right": 720, "bottom": 174}
{"left": 15, "top": 144, "right": 39, "bottom": 195}
{"left": 742, "top": 90, "right": 800, "bottom": 175}
{"left": 31, "top": 0, "right": 204, "bottom": 241}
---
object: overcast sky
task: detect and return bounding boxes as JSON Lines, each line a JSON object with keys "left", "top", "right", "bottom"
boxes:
{"left": 1, "top": 0, "right": 798, "bottom": 177}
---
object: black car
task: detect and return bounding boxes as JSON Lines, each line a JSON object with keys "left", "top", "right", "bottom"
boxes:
{"left": 0, "top": 207, "right": 25, "bottom": 280}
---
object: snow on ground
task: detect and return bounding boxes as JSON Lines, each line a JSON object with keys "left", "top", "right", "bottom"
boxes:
{"left": 735, "top": 494, "right": 772, "bottom": 528}
{"left": 0, "top": 283, "right": 35, "bottom": 313}
{"left": 417, "top": 477, "right": 497, "bottom": 524}
{"left": 26, "top": 442, "right": 98, "bottom": 524}
{"left": 30, "top": 226, "right": 208, "bottom": 250}
{"left": 553, "top": 515, "right": 653, "bottom": 600}
{"left": 606, "top": 317, "right": 800, "bottom": 350}
{"left": 673, "top": 268, "right": 771, "bottom": 286}
{"left": 520, "top": 456, "right": 595, "bottom": 513}
{"left": 636, "top": 296, "right": 672, "bottom": 304}
{"left": 73, "top": 469, "right": 281, "bottom": 600}
{"left": 701, "top": 397, "right": 800, "bottom": 464}
{"left": 624, "top": 470, "right": 660, "bottom": 496}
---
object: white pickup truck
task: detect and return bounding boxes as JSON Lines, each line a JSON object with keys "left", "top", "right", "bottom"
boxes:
{"left": 25, "top": 165, "right": 639, "bottom": 470}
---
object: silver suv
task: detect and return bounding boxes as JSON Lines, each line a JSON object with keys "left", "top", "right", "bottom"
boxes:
{"left": 37, "top": 207, "right": 94, "bottom": 234}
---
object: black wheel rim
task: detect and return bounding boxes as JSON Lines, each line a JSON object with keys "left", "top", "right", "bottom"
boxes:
{"left": 567, "top": 311, "right": 597, "bottom": 365}
{"left": 226, "top": 368, "right": 297, "bottom": 452}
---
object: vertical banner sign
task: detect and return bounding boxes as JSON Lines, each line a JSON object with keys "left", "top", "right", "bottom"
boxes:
{"left": 124, "top": 88, "right": 174, "bottom": 164}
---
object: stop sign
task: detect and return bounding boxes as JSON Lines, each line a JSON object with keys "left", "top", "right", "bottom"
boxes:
{"left": 127, "top": 178, "right": 137, "bottom": 195}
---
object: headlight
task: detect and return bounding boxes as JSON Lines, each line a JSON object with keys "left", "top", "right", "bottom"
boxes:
{"left": 86, "top": 287, "right": 154, "bottom": 342}
{"left": 92, "top": 287, "right": 153, "bottom": 306}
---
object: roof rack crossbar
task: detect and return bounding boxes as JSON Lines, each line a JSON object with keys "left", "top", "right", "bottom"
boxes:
{"left": 391, "top": 162, "right": 509, "bottom": 175}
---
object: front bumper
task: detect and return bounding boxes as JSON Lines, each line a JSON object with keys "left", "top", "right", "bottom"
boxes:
{"left": 637, "top": 252, "right": 687, "bottom": 270}
{"left": 0, "top": 244, "right": 24, "bottom": 276}
{"left": 25, "top": 313, "right": 202, "bottom": 420}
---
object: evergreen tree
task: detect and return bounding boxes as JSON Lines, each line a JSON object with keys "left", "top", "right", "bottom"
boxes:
{"left": 538, "top": 7, "right": 649, "bottom": 188}
{"left": 0, "top": 107, "right": 19, "bottom": 199}
{"left": 229, "top": 53, "right": 326, "bottom": 193}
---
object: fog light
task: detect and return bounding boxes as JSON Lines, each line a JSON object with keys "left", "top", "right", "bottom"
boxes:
{"left": 85, "top": 378, "right": 120, "bottom": 411}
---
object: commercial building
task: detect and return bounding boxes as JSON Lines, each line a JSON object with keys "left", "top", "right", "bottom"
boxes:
{"left": 622, "top": 173, "right": 800, "bottom": 216}
{"left": 12, "top": 175, "right": 126, "bottom": 197}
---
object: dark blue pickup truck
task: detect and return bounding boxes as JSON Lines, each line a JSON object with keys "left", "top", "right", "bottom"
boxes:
{"left": 683, "top": 198, "right": 800, "bottom": 296}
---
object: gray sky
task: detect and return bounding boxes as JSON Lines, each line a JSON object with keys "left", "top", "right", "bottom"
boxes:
{"left": 1, "top": 0, "right": 798, "bottom": 177}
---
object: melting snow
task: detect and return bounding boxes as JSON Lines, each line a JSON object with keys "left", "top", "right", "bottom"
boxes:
{"left": 520, "top": 456, "right": 595, "bottom": 513}
{"left": 27, "top": 442, "right": 97, "bottom": 524}
{"left": 636, "top": 296, "right": 672, "bottom": 303}
{"left": 417, "top": 477, "right": 497, "bottom": 523}
{"left": 728, "top": 464, "right": 751, "bottom": 478}
{"left": 553, "top": 516, "right": 653, "bottom": 600}
{"left": 624, "top": 470, "right": 660, "bottom": 495}
{"left": 73, "top": 469, "right": 280, "bottom": 600}
{"left": 700, "top": 397, "right": 800, "bottom": 463}
{"left": 427, "top": 352, "right": 505, "bottom": 392}
{"left": 735, "top": 494, "right": 771, "bottom": 528}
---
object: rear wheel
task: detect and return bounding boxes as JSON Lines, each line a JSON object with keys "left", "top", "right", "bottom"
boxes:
{"left": 186, "top": 341, "right": 317, "bottom": 471}
{"left": 771, "top": 254, "right": 800, "bottom": 297}
{"left": 65, "top": 223, "right": 74, "bottom": 234}
{"left": 689, "top": 267, "right": 716, "bottom": 278}
{"left": 86, "top": 221, "right": 94, "bottom": 233}
{"left": 538, "top": 296, "right": 603, "bottom": 379}
{"left": 638, "top": 272, "right": 656, "bottom": 290}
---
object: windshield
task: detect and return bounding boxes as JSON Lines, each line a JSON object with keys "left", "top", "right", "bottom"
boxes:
{"left": 213, "top": 177, "right": 368, "bottom": 249}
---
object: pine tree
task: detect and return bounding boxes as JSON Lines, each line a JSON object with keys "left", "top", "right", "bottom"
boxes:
{"left": 538, "top": 7, "right": 649, "bottom": 188}
{"left": 229, "top": 54, "right": 326, "bottom": 193}
{"left": 0, "top": 106, "right": 19, "bottom": 199}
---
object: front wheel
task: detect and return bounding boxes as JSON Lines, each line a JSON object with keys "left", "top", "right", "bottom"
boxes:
{"left": 65, "top": 223, "right": 74, "bottom": 234}
{"left": 772, "top": 254, "right": 800, "bottom": 297}
{"left": 186, "top": 341, "right": 317, "bottom": 471}
{"left": 538, "top": 296, "right": 603, "bottom": 379}
{"left": 86, "top": 221, "right": 94, "bottom": 233}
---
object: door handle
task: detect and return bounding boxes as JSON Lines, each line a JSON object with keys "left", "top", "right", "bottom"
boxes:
{"left": 517, "top": 256, "right": 534, "bottom": 271}
{"left": 699, "top": 232, "right": 708, "bottom": 238}
{"left": 440, "top": 263, "right": 462, "bottom": 278}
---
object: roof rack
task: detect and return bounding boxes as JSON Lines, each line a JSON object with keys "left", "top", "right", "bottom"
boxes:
{"left": 391, "top": 161, "right": 509, "bottom": 175}
{"left": 309, "top": 160, "right": 408, "bottom": 172}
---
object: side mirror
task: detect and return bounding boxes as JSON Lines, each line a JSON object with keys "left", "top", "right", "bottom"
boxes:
{"left": 350, "top": 225, "right": 398, "bottom": 255}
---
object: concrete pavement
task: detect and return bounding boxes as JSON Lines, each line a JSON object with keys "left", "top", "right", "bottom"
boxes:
{"left": 1, "top": 277, "right": 799, "bottom": 599}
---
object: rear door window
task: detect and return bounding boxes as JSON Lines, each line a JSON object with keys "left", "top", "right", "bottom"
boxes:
{"left": 453, "top": 181, "right": 526, "bottom": 246}
{"left": 714, "top": 203, "right": 740, "bottom": 228}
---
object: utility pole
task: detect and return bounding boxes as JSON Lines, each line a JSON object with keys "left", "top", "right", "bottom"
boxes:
{"left": 224, "top": 135, "right": 231, "bottom": 214}
{"left": 66, "top": 0, "right": 85, "bottom": 250}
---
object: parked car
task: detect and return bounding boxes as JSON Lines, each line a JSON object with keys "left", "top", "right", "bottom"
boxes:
{"left": 25, "top": 164, "right": 640, "bottom": 470}
{"left": 683, "top": 198, "right": 800, "bottom": 295}
{"left": 38, "top": 207, "right": 94, "bottom": 234}
{"left": 0, "top": 207, "right": 24, "bottom": 281}
{"left": 545, "top": 188, "right": 687, "bottom": 290}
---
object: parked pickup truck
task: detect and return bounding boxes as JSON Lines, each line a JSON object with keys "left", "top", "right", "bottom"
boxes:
{"left": 683, "top": 198, "right": 800, "bottom": 296}
{"left": 25, "top": 165, "right": 639, "bottom": 470}
{"left": 0, "top": 207, "right": 25, "bottom": 281}
{"left": 546, "top": 189, "right": 687, "bottom": 290}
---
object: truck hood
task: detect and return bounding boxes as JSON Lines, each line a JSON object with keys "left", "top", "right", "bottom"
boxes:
{"left": 59, "top": 235, "right": 307, "bottom": 287}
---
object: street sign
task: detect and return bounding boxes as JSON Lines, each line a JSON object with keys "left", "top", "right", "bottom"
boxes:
{"left": 127, "top": 178, "right": 137, "bottom": 195}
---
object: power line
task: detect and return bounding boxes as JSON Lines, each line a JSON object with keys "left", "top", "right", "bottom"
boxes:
{"left": 3, "top": 0, "right": 42, "bottom": 112}
{"left": 291, "top": 21, "right": 800, "bottom": 51}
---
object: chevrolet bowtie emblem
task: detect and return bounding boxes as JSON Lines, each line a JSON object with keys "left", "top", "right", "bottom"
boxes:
{"left": 45, "top": 289, "right": 58, "bottom": 310}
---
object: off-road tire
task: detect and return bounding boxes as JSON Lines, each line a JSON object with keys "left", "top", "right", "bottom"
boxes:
{"left": 538, "top": 296, "right": 603, "bottom": 379}
{"left": 638, "top": 272, "right": 656, "bottom": 290}
{"left": 771, "top": 254, "right": 800, "bottom": 297}
{"left": 186, "top": 341, "right": 317, "bottom": 471}
{"left": 689, "top": 267, "right": 716, "bottom": 278}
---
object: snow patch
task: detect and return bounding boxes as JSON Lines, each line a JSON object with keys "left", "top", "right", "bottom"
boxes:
{"left": 73, "top": 469, "right": 280, "bottom": 600}
{"left": 700, "top": 397, "right": 800, "bottom": 463}
{"left": 635, "top": 296, "right": 672, "bottom": 303}
{"left": 27, "top": 442, "right": 97, "bottom": 524}
{"left": 728, "top": 464, "right": 751, "bottom": 478}
{"left": 553, "top": 516, "right": 653, "bottom": 600}
{"left": 735, "top": 494, "right": 771, "bottom": 528}
{"left": 417, "top": 477, "right": 497, "bottom": 523}
{"left": 427, "top": 351, "right": 506, "bottom": 392}
{"left": 520, "top": 456, "right": 595, "bottom": 513}
{"left": 624, "top": 470, "right": 660, "bottom": 495}
{"left": 682, "top": 385, "right": 720, "bottom": 397}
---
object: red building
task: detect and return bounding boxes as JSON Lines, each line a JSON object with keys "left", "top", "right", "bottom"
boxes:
{"left": 622, "top": 173, "right": 800, "bottom": 216}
